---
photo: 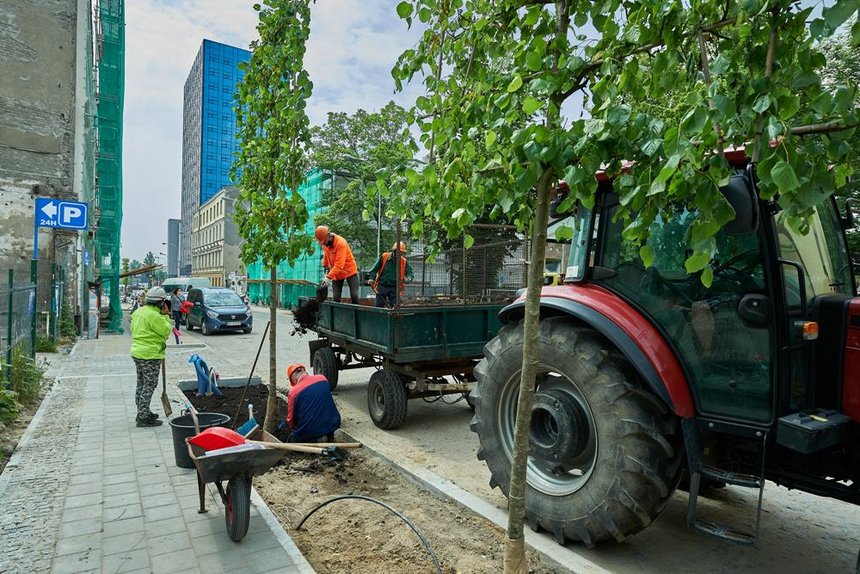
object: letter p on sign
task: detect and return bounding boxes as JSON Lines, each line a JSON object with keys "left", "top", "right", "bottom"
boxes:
{"left": 62, "top": 206, "right": 82, "bottom": 224}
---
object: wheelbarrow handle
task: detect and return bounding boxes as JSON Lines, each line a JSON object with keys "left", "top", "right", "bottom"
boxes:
{"left": 289, "top": 442, "right": 362, "bottom": 449}
{"left": 184, "top": 403, "right": 200, "bottom": 435}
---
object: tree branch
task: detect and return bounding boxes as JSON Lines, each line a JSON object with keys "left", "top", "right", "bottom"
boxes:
{"left": 752, "top": 11, "right": 779, "bottom": 163}
{"left": 790, "top": 120, "right": 860, "bottom": 136}
{"left": 698, "top": 29, "right": 724, "bottom": 155}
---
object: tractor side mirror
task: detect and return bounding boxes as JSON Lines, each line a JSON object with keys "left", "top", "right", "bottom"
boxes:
{"left": 720, "top": 170, "right": 759, "bottom": 236}
{"left": 738, "top": 294, "right": 770, "bottom": 327}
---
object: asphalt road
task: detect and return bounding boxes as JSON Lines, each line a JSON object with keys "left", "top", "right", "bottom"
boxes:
{"left": 175, "top": 305, "right": 860, "bottom": 574}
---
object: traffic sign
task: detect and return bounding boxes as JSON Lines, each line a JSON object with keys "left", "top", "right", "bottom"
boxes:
{"left": 35, "top": 198, "right": 89, "bottom": 230}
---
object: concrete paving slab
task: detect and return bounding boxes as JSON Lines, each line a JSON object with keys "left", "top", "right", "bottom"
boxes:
{"left": 0, "top": 335, "right": 316, "bottom": 574}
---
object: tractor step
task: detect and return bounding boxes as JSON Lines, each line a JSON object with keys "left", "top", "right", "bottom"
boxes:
{"left": 700, "top": 466, "right": 762, "bottom": 489}
{"left": 682, "top": 419, "right": 768, "bottom": 547}
{"left": 691, "top": 519, "right": 757, "bottom": 546}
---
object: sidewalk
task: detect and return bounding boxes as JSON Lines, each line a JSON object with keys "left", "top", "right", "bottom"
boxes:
{"left": 0, "top": 334, "right": 314, "bottom": 574}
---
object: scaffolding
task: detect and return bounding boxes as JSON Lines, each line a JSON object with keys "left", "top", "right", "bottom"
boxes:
{"left": 94, "top": 0, "right": 124, "bottom": 332}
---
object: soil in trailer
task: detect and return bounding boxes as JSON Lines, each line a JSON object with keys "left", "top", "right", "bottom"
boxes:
{"left": 255, "top": 449, "right": 562, "bottom": 574}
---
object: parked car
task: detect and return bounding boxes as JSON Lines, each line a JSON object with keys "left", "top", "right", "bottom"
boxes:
{"left": 185, "top": 288, "right": 253, "bottom": 335}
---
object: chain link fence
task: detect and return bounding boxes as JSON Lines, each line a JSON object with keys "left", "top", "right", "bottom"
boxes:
{"left": 1, "top": 270, "right": 36, "bottom": 372}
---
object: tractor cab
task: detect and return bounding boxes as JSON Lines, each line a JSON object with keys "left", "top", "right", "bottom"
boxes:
{"left": 558, "top": 161, "right": 860, "bottom": 541}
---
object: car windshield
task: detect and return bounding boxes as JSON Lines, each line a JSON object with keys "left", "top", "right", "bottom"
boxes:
{"left": 205, "top": 292, "right": 244, "bottom": 307}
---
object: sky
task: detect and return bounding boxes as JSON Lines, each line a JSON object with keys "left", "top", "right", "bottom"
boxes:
{"left": 121, "top": 0, "right": 423, "bottom": 262}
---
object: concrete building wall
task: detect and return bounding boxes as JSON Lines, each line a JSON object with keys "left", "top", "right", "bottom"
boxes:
{"left": 191, "top": 186, "right": 241, "bottom": 288}
{"left": 167, "top": 218, "right": 180, "bottom": 277}
{"left": 180, "top": 45, "right": 203, "bottom": 276}
{"left": 0, "top": 0, "right": 81, "bottom": 282}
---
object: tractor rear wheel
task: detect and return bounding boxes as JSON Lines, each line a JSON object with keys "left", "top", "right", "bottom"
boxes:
{"left": 470, "top": 317, "right": 683, "bottom": 546}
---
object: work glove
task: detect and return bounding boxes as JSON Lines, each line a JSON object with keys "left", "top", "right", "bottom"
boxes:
{"left": 319, "top": 277, "right": 331, "bottom": 288}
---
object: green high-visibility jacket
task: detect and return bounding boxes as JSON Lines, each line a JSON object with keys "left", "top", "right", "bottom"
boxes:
{"left": 130, "top": 304, "right": 172, "bottom": 360}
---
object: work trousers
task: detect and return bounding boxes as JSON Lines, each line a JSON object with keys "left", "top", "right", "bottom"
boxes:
{"left": 332, "top": 273, "right": 360, "bottom": 304}
{"left": 133, "top": 358, "right": 161, "bottom": 420}
{"left": 375, "top": 284, "right": 398, "bottom": 308}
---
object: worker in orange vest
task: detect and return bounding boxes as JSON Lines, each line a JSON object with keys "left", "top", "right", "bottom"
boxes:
{"left": 315, "top": 225, "right": 360, "bottom": 303}
{"left": 368, "top": 242, "right": 414, "bottom": 308}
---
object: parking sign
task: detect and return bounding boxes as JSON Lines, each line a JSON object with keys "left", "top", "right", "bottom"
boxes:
{"left": 35, "top": 198, "right": 89, "bottom": 230}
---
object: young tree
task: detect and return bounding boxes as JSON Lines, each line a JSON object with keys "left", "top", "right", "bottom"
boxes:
{"left": 121, "top": 258, "right": 130, "bottom": 286}
{"left": 232, "top": 0, "right": 314, "bottom": 432}
{"left": 143, "top": 252, "right": 156, "bottom": 267}
{"left": 391, "top": 1, "right": 858, "bottom": 570}
{"left": 311, "top": 102, "right": 414, "bottom": 266}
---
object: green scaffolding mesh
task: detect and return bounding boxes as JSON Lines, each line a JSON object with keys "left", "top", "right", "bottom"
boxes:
{"left": 247, "top": 169, "right": 326, "bottom": 308}
{"left": 95, "top": 0, "right": 125, "bottom": 332}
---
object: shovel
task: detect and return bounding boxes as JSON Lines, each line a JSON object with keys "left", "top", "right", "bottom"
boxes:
{"left": 160, "top": 359, "right": 172, "bottom": 417}
{"left": 246, "top": 440, "right": 361, "bottom": 453}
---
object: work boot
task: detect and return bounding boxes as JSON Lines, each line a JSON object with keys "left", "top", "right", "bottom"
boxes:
{"left": 136, "top": 416, "right": 164, "bottom": 428}
{"left": 146, "top": 411, "right": 160, "bottom": 420}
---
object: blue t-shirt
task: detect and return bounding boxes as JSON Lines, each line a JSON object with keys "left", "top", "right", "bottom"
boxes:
{"left": 289, "top": 376, "right": 341, "bottom": 441}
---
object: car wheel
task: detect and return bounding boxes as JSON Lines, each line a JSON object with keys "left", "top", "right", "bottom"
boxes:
{"left": 201, "top": 321, "right": 211, "bottom": 336}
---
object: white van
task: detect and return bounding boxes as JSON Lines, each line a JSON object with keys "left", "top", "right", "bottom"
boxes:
{"left": 161, "top": 277, "right": 211, "bottom": 294}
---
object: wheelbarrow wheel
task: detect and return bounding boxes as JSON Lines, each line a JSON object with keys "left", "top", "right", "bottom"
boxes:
{"left": 367, "top": 369, "right": 407, "bottom": 429}
{"left": 225, "top": 476, "right": 251, "bottom": 542}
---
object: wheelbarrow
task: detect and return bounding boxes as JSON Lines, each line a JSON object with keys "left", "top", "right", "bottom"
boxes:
{"left": 185, "top": 411, "right": 285, "bottom": 542}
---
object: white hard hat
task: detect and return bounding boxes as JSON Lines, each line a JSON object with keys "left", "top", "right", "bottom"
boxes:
{"left": 145, "top": 287, "right": 168, "bottom": 303}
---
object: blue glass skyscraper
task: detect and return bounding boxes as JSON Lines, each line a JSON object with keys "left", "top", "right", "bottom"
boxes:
{"left": 180, "top": 39, "right": 250, "bottom": 274}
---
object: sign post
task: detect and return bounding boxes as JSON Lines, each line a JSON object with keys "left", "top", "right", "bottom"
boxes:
{"left": 33, "top": 199, "right": 89, "bottom": 352}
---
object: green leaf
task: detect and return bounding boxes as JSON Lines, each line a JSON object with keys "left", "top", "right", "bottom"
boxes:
{"left": 701, "top": 267, "right": 714, "bottom": 288}
{"left": 642, "top": 138, "right": 661, "bottom": 157}
{"left": 451, "top": 207, "right": 466, "bottom": 220}
{"left": 853, "top": 21, "right": 860, "bottom": 45}
{"left": 522, "top": 96, "right": 541, "bottom": 114}
{"left": 396, "top": 1, "right": 413, "bottom": 19}
{"left": 640, "top": 245, "right": 654, "bottom": 268}
{"left": 771, "top": 161, "right": 800, "bottom": 193}
{"left": 526, "top": 51, "right": 543, "bottom": 71}
{"left": 485, "top": 130, "right": 497, "bottom": 149}
{"left": 685, "top": 252, "right": 711, "bottom": 273}
{"left": 752, "top": 95, "right": 771, "bottom": 113}
{"left": 463, "top": 234, "right": 474, "bottom": 249}
{"left": 823, "top": 0, "right": 859, "bottom": 31}
{"left": 554, "top": 225, "right": 574, "bottom": 241}
{"left": 507, "top": 75, "right": 523, "bottom": 93}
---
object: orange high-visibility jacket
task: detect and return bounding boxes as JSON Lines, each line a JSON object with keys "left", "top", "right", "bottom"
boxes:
{"left": 323, "top": 234, "right": 358, "bottom": 280}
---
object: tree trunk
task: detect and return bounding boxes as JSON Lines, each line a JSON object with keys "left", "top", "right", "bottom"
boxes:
{"left": 504, "top": 170, "right": 554, "bottom": 574}
{"left": 265, "top": 265, "right": 278, "bottom": 432}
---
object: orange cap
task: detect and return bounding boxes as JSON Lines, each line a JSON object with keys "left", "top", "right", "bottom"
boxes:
{"left": 314, "top": 225, "right": 330, "bottom": 244}
{"left": 391, "top": 241, "right": 407, "bottom": 252}
{"left": 286, "top": 363, "right": 307, "bottom": 385}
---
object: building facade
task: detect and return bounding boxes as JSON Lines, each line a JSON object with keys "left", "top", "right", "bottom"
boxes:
{"left": 166, "top": 218, "right": 180, "bottom": 277}
{"left": 180, "top": 39, "right": 249, "bottom": 275}
{"left": 0, "top": 0, "right": 124, "bottom": 338}
{"left": 191, "top": 186, "right": 242, "bottom": 288}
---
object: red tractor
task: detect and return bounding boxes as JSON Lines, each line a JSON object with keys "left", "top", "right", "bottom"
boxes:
{"left": 471, "top": 152, "right": 859, "bottom": 551}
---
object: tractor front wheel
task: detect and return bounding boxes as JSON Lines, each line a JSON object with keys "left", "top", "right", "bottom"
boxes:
{"left": 470, "top": 317, "right": 683, "bottom": 546}
{"left": 312, "top": 346, "right": 339, "bottom": 391}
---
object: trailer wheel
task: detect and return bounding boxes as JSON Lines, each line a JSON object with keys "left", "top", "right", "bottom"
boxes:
{"left": 471, "top": 317, "right": 683, "bottom": 546}
{"left": 225, "top": 476, "right": 250, "bottom": 542}
{"left": 312, "top": 346, "right": 339, "bottom": 390}
{"left": 367, "top": 369, "right": 408, "bottom": 429}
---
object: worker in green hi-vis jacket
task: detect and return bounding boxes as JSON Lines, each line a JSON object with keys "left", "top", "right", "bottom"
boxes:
{"left": 368, "top": 242, "right": 414, "bottom": 308}
{"left": 130, "top": 287, "right": 172, "bottom": 427}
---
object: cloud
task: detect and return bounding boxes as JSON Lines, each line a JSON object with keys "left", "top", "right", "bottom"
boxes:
{"left": 121, "top": 0, "right": 421, "bottom": 262}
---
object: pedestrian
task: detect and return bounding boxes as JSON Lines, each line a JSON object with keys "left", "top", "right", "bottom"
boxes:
{"left": 315, "top": 225, "right": 360, "bottom": 304}
{"left": 285, "top": 363, "right": 341, "bottom": 443}
{"left": 129, "top": 287, "right": 172, "bottom": 427}
{"left": 170, "top": 287, "right": 183, "bottom": 343}
{"left": 368, "top": 242, "right": 414, "bottom": 308}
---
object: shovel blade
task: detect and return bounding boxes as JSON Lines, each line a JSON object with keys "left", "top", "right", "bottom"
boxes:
{"left": 161, "top": 392, "right": 173, "bottom": 418}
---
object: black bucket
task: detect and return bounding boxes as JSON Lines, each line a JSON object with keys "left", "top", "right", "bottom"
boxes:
{"left": 169, "top": 412, "right": 231, "bottom": 469}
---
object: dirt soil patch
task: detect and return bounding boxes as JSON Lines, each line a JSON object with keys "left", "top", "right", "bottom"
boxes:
{"left": 185, "top": 385, "right": 559, "bottom": 573}
{"left": 255, "top": 449, "right": 561, "bottom": 574}
{"left": 183, "top": 385, "right": 286, "bottom": 433}
{"left": 0, "top": 400, "right": 41, "bottom": 475}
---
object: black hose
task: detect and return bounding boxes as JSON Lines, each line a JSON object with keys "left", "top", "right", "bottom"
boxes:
{"left": 296, "top": 495, "right": 442, "bottom": 574}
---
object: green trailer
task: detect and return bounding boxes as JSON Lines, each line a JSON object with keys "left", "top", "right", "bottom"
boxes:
{"left": 306, "top": 300, "right": 506, "bottom": 429}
